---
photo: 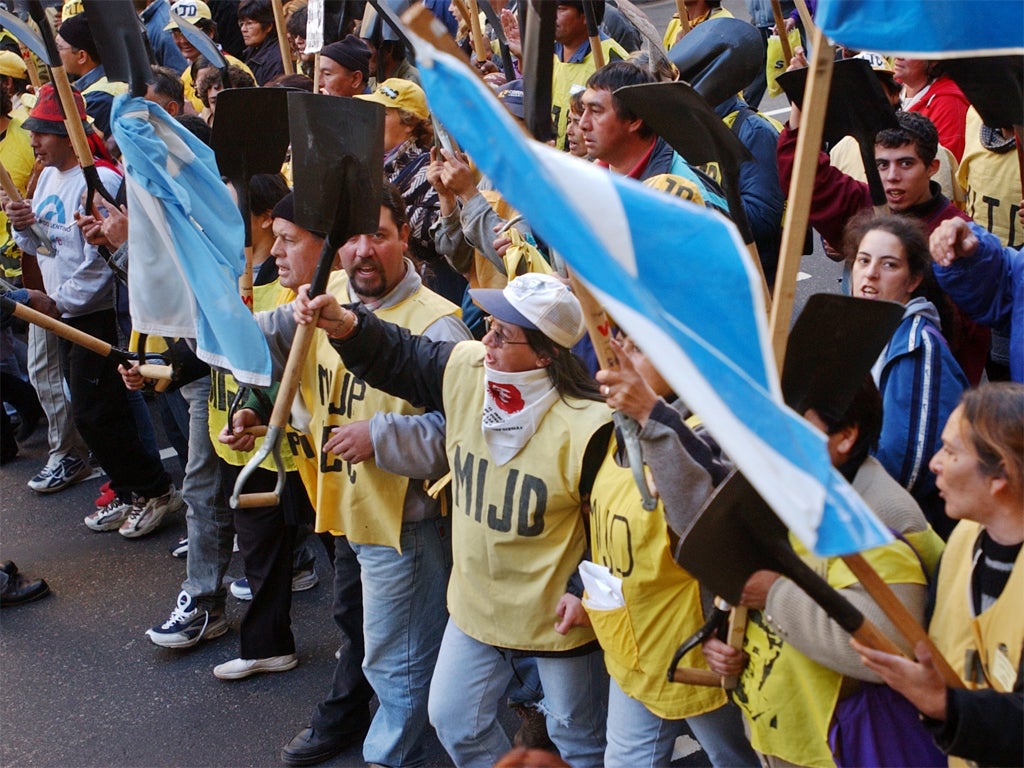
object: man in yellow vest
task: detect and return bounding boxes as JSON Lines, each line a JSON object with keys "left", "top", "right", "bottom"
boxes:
{"left": 56, "top": 13, "right": 128, "bottom": 137}
{"left": 226, "top": 184, "right": 470, "bottom": 767}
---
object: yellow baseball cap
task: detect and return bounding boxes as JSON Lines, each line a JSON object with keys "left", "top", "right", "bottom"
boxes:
{"left": 164, "top": 0, "right": 213, "bottom": 30}
{"left": 356, "top": 78, "right": 429, "bottom": 122}
{"left": 61, "top": 0, "right": 84, "bottom": 19}
{"left": 0, "top": 50, "right": 28, "bottom": 79}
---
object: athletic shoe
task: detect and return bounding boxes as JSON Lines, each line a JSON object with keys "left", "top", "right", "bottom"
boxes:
{"left": 84, "top": 498, "right": 132, "bottom": 532}
{"left": 146, "top": 590, "right": 228, "bottom": 649}
{"left": 94, "top": 480, "right": 116, "bottom": 509}
{"left": 27, "top": 455, "right": 90, "bottom": 494}
{"left": 119, "top": 486, "right": 184, "bottom": 539}
{"left": 169, "top": 535, "right": 188, "bottom": 559}
{"left": 230, "top": 569, "right": 319, "bottom": 601}
{"left": 213, "top": 654, "right": 298, "bottom": 680}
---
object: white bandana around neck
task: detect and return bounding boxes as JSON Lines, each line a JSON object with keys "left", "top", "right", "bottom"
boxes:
{"left": 482, "top": 365, "right": 559, "bottom": 465}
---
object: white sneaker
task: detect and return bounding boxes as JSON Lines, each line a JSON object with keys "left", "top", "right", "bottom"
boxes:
{"left": 84, "top": 498, "right": 132, "bottom": 532}
{"left": 119, "top": 486, "right": 184, "bottom": 539}
{"left": 28, "top": 455, "right": 91, "bottom": 493}
{"left": 213, "top": 654, "right": 298, "bottom": 680}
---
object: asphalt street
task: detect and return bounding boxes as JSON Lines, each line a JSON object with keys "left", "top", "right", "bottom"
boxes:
{"left": 2, "top": 1, "right": 843, "bottom": 766}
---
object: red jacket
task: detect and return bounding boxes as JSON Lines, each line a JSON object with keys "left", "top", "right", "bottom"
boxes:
{"left": 906, "top": 75, "right": 970, "bottom": 162}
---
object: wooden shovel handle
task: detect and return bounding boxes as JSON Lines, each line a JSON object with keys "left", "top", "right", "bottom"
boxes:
{"left": 466, "top": 0, "right": 490, "bottom": 64}
{"left": 843, "top": 553, "right": 964, "bottom": 688}
{"left": 11, "top": 300, "right": 113, "bottom": 356}
{"left": 769, "top": 0, "right": 793, "bottom": 62}
{"left": 270, "top": 0, "right": 295, "bottom": 75}
{"left": 0, "top": 159, "right": 22, "bottom": 200}
{"left": 50, "top": 66, "right": 96, "bottom": 171}
{"left": 266, "top": 316, "right": 317, "bottom": 432}
{"left": 235, "top": 491, "right": 280, "bottom": 508}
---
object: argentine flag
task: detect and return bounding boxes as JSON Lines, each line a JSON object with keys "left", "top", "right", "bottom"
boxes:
{"left": 111, "top": 95, "right": 272, "bottom": 387}
{"left": 816, "top": 0, "right": 1024, "bottom": 58}
{"left": 411, "top": 40, "right": 890, "bottom": 557}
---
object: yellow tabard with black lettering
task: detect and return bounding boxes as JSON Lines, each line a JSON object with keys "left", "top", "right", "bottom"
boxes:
{"left": 736, "top": 530, "right": 933, "bottom": 768}
{"left": 294, "top": 269, "right": 459, "bottom": 550}
{"left": 586, "top": 439, "right": 726, "bottom": 719}
{"left": 207, "top": 280, "right": 300, "bottom": 472}
{"left": 930, "top": 520, "right": 1024, "bottom": 693}
{"left": 551, "top": 38, "right": 626, "bottom": 151}
{"left": 442, "top": 342, "right": 611, "bottom": 651}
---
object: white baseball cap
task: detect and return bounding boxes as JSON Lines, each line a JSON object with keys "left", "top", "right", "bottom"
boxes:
{"left": 470, "top": 273, "right": 586, "bottom": 350}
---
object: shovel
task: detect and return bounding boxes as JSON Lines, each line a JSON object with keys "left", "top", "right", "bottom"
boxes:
{"left": 667, "top": 17, "right": 765, "bottom": 109}
{"left": 777, "top": 57, "right": 898, "bottom": 210}
{"left": 0, "top": 159, "right": 50, "bottom": 256}
{"left": 231, "top": 92, "right": 384, "bottom": 509}
{"left": 211, "top": 87, "right": 290, "bottom": 310}
{"left": 477, "top": 0, "right": 516, "bottom": 82}
{"left": 171, "top": 8, "right": 229, "bottom": 86}
{"left": 0, "top": 9, "right": 50, "bottom": 66}
{"left": 24, "top": 1, "right": 117, "bottom": 209}
{"left": 1, "top": 294, "right": 174, "bottom": 390}
{"left": 83, "top": 0, "right": 153, "bottom": 99}
{"left": 521, "top": 0, "right": 555, "bottom": 143}
{"left": 943, "top": 55, "right": 1024, "bottom": 195}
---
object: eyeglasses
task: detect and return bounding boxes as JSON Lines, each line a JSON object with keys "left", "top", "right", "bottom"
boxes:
{"left": 484, "top": 317, "right": 531, "bottom": 348}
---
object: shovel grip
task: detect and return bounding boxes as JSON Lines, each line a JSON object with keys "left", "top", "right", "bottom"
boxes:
{"left": 671, "top": 668, "right": 732, "bottom": 688}
{"left": 11, "top": 301, "right": 113, "bottom": 357}
{"left": 234, "top": 491, "right": 281, "bottom": 509}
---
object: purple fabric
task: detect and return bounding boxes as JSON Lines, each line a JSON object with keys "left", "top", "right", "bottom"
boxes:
{"left": 829, "top": 683, "right": 946, "bottom": 767}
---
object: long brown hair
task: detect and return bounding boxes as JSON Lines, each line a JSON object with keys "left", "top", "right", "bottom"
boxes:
{"left": 958, "top": 382, "right": 1024, "bottom": 502}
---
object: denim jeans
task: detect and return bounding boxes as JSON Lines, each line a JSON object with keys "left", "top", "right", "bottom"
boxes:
{"left": 429, "top": 621, "right": 608, "bottom": 768}
{"left": 349, "top": 517, "right": 451, "bottom": 767}
{"left": 605, "top": 677, "right": 758, "bottom": 768}
{"left": 180, "top": 378, "right": 234, "bottom": 609}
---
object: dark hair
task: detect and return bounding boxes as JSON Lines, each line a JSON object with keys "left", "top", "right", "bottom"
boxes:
{"left": 150, "top": 65, "right": 185, "bottom": 111}
{"left": 285, "top": 5, "right": 306, "bottom": 37}
{"left": 559, "top": 1, "right": 606, "bottom": 25}
{"left": 810, "top": 375, "right": 884, "bottom": 467}
{"left": 249, "top": 172, "right": 290, "bottom": 216}
{"left": 958, "top": 382, "right": 1024, "bottom": 501}
{"left": 176, "top": 114, "right": 212, "bottom": 145}
{"left": 268, "top": 72, "right": 314, "bottom": 91}
{"left": 377, "top": 38, "right": 407, "bottom": 64}
{"left": 0, "top": 82, "right": 10, "bottom": 118}
{"left": 196, "top": 64, "right": 256, "bottom": 106}
{"left": 522, "top": 328, "right": 603, "bottom": 402}
{"left": 843, "top": 211, "right": 954, "bottom": 334}
{"left": 238, "top": 0, "right": 274, "bottom": 27}
{"left": 876, "top": 111, "right": 939, "bottom": 165}
{"left": 381, "top": 181, "right": 407, "bottom": 229}
{"left": 585, "top": 60, "right": 655, "bottom": 138}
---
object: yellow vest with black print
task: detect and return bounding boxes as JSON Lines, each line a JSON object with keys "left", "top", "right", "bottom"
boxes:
{"left": 551, "top": 38, "right": 626, "bottom": 151}
{"left": 737, "top": 529, "right": 939, "bottom": 768}
{"left": 294, "top": 269, "right": 459, "bottom": 551}
{"left": 586, "top": 437, "right": 726, "bottom": 719}
{"left": 443, "top": 341, "right": 611, "bottom": 651}
{"left": 930, "top": 520, "right": 1024, "bottom": 693}
{"left": 207, "top": 280, "right": 300, "bottom": 473}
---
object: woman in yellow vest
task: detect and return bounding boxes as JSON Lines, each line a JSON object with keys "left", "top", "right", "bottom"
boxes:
{"left": 854, "top": 382, "right": 1024, "bottom": 766}
{"left": 703, "top": 378, "right": 946, "bottom": 768}
{"left": 591, "top": 335, "right": 760, "bottom": 767}
{"left": 292, "top": 272, "right": 613, "bottom": 768}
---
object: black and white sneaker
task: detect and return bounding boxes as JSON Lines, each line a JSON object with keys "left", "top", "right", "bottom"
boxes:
{"left": 146, "top": 591, "right": 228, "bottom": 649}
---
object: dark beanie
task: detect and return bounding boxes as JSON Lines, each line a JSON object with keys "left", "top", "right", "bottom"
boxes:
{"left": 321, "top": 35, "right": 371, "bottom": 79}
{"left": 271, "top": 193, "right": 326, "bottom": 238}
{"left": 58, "top": 12, "right": 99, "bottom": 63}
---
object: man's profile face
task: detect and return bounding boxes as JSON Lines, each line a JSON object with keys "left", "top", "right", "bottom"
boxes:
{"left": 319, "top": 59, "right": 363, "bottom": 97}
{"left": 874, "top": 142, "right": 938, "bottom": 212}
{"left": 271, "top": 218, "right": 325, "bottom": 290}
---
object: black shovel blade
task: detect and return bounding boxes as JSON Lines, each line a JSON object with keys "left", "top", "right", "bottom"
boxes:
{"left": 212, "top": 88, "right": 291, "bottom": 184}
{"left": 675, "top": 471, "right": 866, "bottom": 635}
{"left": 287, "top": 91, "right": 385, "bottom": 254}
{"left": 944, "top": 55, "right": 1023, "bottom": 130}
{"left": 782, "top": 294, "right": 904, "bottom": 417}
{"left": 668, "top": 17, "right": 764, "bottom": 108}
{"left": 83, "top": 0, "right": 153, "bottom": 97}
{"left": 777, "top": 57, "right": 898, "bottom": 148}
{"left": 26, "top": 1, "right": 59, "bottom": 64}
{"left": 522, "top": 0, "right": 555, "bottom": 142}
{"left": 0, "top": 8, "right": 50, "bottom": 66}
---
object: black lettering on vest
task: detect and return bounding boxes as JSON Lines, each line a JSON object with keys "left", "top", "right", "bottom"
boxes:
{"left": 609, "top": 514, "right": 634, "bottom": 577}
{"left": 488, "top": 469, "right": 517, "bottom": 532}
{"left": 1010, "top": 203, "right": 1022, "bottom": 248}
{"left": 331, "top": 369, "right": 348, "bottom": 415}
{"left": 286, "top": 431, "right": 316, "bottom": 459}
{"left": 320, "top": 424, "right": 342, "bottom": 473}
{"left": 981, "top": 194, "right": 1000, "bottom": 234}
{"left": 517, "top": 474, "right": 547, "bottom": 536}
{"left": 474, "top": 456, "right": 488, "bottom": 523}
{"left": 453, "top": 445, "right": 473, "bottom": 512}
{"left": 318, "top": 365, "right": 333, "bottom": 408}
{"left": 327, "top": 371, "right": 367, "bottom": 417}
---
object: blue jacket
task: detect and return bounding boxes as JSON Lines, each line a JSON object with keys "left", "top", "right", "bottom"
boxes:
{"left": 873, "top": 298, "right": 967, "bottom": 534}
{"left": 934, "top": 223, "right": 1023, "bottom": 383}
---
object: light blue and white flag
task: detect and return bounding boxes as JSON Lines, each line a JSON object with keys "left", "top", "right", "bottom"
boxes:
{"left": 816, "top": 0, "right": 1024, "bottom": 58}
{"left": 413, "top": 41, "right": 891, "bottom": 557}
{"left": 111, "top": 95, "right": 272, "bottom": 387}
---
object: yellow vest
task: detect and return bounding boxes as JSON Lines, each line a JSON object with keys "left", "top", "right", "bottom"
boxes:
{"left": 293, "top": 269, "right": 459, "bottom": 550}
{"left": 930, "top": 520, "right": 1024, "bottom": 693}
{"left": 207, "top": 280, "right": 300, "bottom": 472}
{"left": 442, "top": 341, "right": 611, "bottom": 651}
{"left": 551, "top": 38, "right": 627, "bottom": 151}
{"left": 737, "top": 530, "right": 935, "bottom": 767}
{"left": 663, "top": 7, "right": 733, "bottom": 50}
{"left": 958, "top": 107, "right": 1024, "bottom": 248}
{"left": 586, "top": 438, "right": 726, "bottom": 719}
{"left": 0, "top": 118, "right": 35, "bottom": 277}
{"left": 82, "top": 75, "right": 128, "bottom": 99}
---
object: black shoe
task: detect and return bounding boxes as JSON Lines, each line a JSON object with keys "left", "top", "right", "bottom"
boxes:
{"left": 1, "top": 561, "right": 17, "bottom": 577}
{"left": 1, "top": 573, "right": 51, "bottom": 606}
{"left": 280, "top": 721, "right": 369, "bottom": 767}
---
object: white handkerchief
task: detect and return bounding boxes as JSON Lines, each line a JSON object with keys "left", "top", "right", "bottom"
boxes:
{"left": 579, "top": 560, "right": 625, "bottom": 610}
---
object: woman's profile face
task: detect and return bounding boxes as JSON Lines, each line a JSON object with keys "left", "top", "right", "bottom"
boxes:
{"left": 851, "top": 228, "right": 922, "bottom": 305}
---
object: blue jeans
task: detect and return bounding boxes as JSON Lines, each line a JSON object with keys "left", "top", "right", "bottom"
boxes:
{"left": 179, "top": 378, "right": 234, "bottom": 609}
{"left": 429, "top": 621, "right": 608, "bottom": 768}
{"left": 605, "top": 677, "right": 758, "bottom": 768}
{"left": 350, "top": 517, "right": 452, "bottom": 767}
